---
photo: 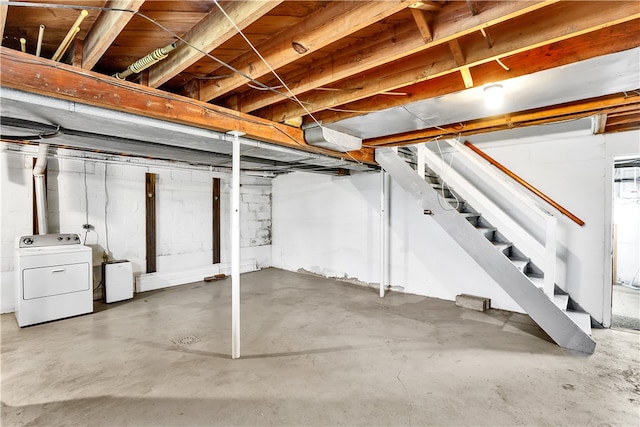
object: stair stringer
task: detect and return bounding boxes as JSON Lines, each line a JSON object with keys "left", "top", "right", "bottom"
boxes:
{"left": 376, "top": 148, "right": 595, "bottom": 354}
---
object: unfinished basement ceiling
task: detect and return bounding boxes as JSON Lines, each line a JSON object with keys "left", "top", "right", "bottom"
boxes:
{"left": 328, "top": 49, "right": 640, "bottom": 140}
{"left": 1, "top": 1, "right": 639, "bottom": 159}
{"left": 0, "top": 88, "right": 373, "bottom": 174}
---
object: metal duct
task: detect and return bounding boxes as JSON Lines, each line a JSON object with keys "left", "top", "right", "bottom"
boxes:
{"left": 304, "top": 126, "right": 362, "bottom": 152}
{"left": 33, "top": 143, "right": 49, "bottom": 235}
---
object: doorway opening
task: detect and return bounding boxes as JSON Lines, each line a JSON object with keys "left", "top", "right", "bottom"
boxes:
{"left": 611, "top": 156, "right": 640, "bottom": 331}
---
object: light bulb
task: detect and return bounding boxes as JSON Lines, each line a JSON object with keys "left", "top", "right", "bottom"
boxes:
{"left": 484, "top": 84, "right": 504, "bottom": 110}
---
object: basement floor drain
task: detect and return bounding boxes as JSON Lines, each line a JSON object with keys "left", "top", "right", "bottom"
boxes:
{"left": 172, "top": 335, "right": 201, "bottom": 345}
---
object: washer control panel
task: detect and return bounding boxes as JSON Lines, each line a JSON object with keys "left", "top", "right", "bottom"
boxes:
{"left": 18, "top": 234, "right": 81, "bottom": 248}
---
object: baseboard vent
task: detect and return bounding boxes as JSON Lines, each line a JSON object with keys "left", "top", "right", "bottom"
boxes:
{"left": 456, "top": 294, "right": 491, "bottom": 312}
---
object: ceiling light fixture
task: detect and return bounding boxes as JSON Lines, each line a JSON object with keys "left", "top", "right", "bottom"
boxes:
{"left": 483, "top": 84, "right": 504, "bottom": 110}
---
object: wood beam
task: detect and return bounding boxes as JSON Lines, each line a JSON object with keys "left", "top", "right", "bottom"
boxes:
{"left": 0, "top": 47, "right": 374, "bottom": 164}
{"left": 198, "top": 0, "right": 409, "bottom": 102}
{"left": 212, "top": 177, "right": 221, "bottom": 264}
{"left": 239, "top": 0, "right": 557, "bottom": 114}
{"left": 0, "top": 3, "right": 8, "bottom": 39}
{"left": 408, "top": 1, "right": 442, "bottom": 12}
{"left": 82, "top": 0, "right": 145, "bottom": 70}
{"left": 593, "top": 113, "right": 608, "bottom": 134}
{"left": 148, "top": 0, "right": 283, "bottom": 88}
{"left": 312, "top": 20, "right": 640, "bottom": 125}
{"left": 460, "top": 66, "right": 474, "bottom": 88}
{"left": 281, "top": 5, "right": 640, "bottom": 125}
{"left": 448, "top": 39, "right": 465, "bottom": 66}
{"left": 410, "top": 8, "right": 433, "bottom": 42}
{"left": 365, "top": 93, "right": 640, "bottom": 146}
{"left": 145, "top": 172, "right": 157, "bottom": 273}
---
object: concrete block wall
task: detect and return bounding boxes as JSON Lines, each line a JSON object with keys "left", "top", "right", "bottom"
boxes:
{"left": 614, "top": 173, "right": 640, "bottom": 286}
{"left": 0, "top": 143, "right": 273, "bottom": 313}
{"left": 271, "top": 170, "right": 524, "bottom": 313}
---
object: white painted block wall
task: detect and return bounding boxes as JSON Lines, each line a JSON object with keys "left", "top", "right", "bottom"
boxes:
{"left": 271, "top": 171, "right": 524, "bottom": 313}
{"left": 0, "top": 143, "right": 272, "bottom": 313}
{"left": 272, "top": 128, "right": 640, "bottom": 324}
{"left": 614, "top": 171, "right": 640, "bottom": 286}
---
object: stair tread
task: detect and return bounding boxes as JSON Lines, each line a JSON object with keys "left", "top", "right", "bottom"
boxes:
{"left": 529, "top": 276, "right": 544, "bottom": 290}
{"left": 510, "top": 258, "right": 529, "bottom": 271}
{"left": 566, "top": 311, "right": 592, "bottom": 336}
{"left": 493, "top": 242, "right": 512, "bottom": 251}
{"left": 553, "top": 294, "right": 569, "bottom": 311}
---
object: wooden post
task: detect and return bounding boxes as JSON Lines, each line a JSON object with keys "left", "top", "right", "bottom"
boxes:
{"left": 212, "top": 177, "right": 221, "bottom": 264}
{"left": 145, "top": 173, "right": 157, "bottom": 273}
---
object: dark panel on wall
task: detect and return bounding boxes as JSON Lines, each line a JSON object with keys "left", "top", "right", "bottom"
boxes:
{"left": 212, "top": 177, "right": 221, "bottom": 264}
{"left": 145, "top": 173, "right": 157, "bottom": 273}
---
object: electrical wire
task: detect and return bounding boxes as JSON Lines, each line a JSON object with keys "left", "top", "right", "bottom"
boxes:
{"left": 434, "top": 136, "right": 462, "bottom": 212}
{"left": 83, "top": 158, "right": 89, "bottom": 243}
{"left": 103, "top": 163, "right": 111, "bottom": 261}
{"left": 401, "top": 105, "right": 447, "bottom": 131}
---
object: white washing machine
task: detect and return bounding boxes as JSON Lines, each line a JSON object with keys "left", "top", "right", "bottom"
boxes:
{"left": 15, "top": 233, "right": 93, "bottom": 327}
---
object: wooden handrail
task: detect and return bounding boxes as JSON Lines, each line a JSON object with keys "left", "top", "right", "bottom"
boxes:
{"left": 463, "top": 141, "right": 585, "bottom": 227}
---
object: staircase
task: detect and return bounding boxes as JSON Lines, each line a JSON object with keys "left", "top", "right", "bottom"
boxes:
{"left": 376, "top": 147, "right": 596, "bottom": 354}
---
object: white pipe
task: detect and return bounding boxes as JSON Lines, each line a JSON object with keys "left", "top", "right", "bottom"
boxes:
{"left": 230, "top": 131, "right": 243, "bottom": 359}
{"left": 416, "top": 143, "right": 426, "bottom": 180}
{"left": 380, "top": 169, "right": 390, "bottom": 298}
{"left": 19, "top": 38, "right": 26, "bottom": 53}
{"left": 36, "top": 25, "right": 45, "bottom": 58}
{"left": 52, "top": 10, "right": 87, "bottom": 62}
{"left": 33, "top": 143, "right": 49, "bottom": 235}
{"left": 544, "top": 215, "right": 557, "bottom": 298}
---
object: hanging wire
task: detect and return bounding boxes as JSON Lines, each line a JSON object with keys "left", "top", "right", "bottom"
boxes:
{"left": 434, "top": 135, "right": 462, "bottom": 211}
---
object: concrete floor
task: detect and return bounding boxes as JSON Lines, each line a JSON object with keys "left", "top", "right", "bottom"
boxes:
{"left": 612, "top": 284, "right": 640, "bottom": 331}
{"left": 2, "top": 268, "right": 639, "bottom": 426}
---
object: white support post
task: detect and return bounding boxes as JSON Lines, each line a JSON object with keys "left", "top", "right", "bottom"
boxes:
{"left": 380, "top": 169, "right": 390, "bottom": 298}
{"left": 416, "top": 143, "right": 426, "bottom": 180}
{"left": 229, "top": 130, "right": 243, "bottom": 359}
{"left": 544, "top": 214, "right": 557, "bottom": 298}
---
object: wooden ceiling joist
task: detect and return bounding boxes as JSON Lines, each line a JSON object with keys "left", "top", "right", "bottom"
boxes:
{"left": 148, "top": 0, "right": 283, "bottom": 89}
{"left": 0, "top": 47, "right": 375, "bottom": 164}
{"left": 281, "top": 6, "right": 640, "bottom": 125}
{"left": 0, "top": 3, "right": 8, "bottom": 38}
{"left": 82, "top": 0, "right": 145, "bottom": 70}
{"left": 197, "top": 0, "right": 410, "bottom": 103}
{"left": 365, "top": 92, "right": 640, "bottom": 146}
{"left": 410, "top": 8, "right": 434, "bottom": 42}
{"left": 236, "top": 0, "right": 558, "bottom": 115}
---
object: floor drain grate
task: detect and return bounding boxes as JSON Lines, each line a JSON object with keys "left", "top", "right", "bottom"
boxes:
{"left": 172, "top": 335, "right": 201, "bottom": 345}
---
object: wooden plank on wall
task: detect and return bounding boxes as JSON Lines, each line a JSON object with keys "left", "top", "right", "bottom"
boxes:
{"left": 145, "top": 172, "right": 157, "bottom": 273}
{"left": 212, "top": 177, "right": 221, "bottom": 264}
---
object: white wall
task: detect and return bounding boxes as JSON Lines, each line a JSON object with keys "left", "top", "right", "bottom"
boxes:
{"left": 271, "top": 171, "right": 524, "bottom": 313}
{"left": 272, "top": 128, "right": 640, "bottom": 324}
{"left": 614, "top": 167, "right": 640, "bottom": 286}
{"left": 0, "top": 143, "right": 272, "bottom": 313}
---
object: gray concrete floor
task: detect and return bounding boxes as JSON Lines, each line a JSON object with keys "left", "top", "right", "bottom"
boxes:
{"left": 2, "top": 268, "right": 639, "bottom": 426}
{"left": 612, "top": 284, "right": 640, "bottom": 331}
